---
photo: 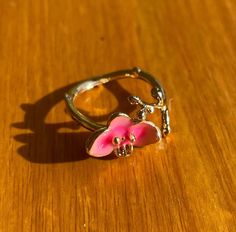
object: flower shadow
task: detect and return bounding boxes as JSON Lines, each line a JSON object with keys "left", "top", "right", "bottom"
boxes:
{"left": 12, "top": 81, "right": 134, "bottom": 163}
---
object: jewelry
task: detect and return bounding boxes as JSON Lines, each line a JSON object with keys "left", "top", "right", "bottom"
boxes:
{"left": 65, "top": 67, "right": 171, "bottom": 158}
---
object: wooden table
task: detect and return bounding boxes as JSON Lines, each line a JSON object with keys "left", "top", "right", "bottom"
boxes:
{"left": 1, "top": 0, "right": 235, "bottom": 231}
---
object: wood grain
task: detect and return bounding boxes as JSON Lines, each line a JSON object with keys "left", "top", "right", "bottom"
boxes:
{"left": 0, "top": 0, "right": 236, "bottom": 231}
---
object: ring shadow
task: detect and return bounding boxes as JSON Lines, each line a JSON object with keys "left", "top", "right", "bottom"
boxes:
{"left": 12, "top": 81, "right": 135, "bottom": 163}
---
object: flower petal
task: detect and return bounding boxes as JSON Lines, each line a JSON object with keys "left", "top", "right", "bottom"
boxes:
{"left": 130, "top": 121, "right": 161, "bottom": 147}
{"left": 108, "top": 114, "right": 133, "bottom": 130}
{"left": 86, "top": 129, "right": 114, "bottom": 157}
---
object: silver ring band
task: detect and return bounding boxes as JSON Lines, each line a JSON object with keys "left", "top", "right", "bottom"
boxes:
{"left": 65, "top": 67, "right": 170, "bottom": 136}
{"left": 64, "top": 67, "right": 171, "bottom": 158}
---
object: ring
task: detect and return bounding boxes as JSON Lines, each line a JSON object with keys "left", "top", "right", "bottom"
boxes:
{"left": 65, "top": 67, "right": 171, "bottom": 158}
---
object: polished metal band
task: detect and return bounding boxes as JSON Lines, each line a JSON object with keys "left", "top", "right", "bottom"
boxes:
{"left": 65, "top": 67, "right": 170, "bottom": 137}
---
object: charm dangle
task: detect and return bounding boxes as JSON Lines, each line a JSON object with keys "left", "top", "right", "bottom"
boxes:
{"left": 86, "top": 113, "right": 161, "bottom": 157}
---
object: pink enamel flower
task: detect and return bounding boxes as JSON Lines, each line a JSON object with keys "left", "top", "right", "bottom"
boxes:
{"left": 86, "top": 113, "right": 161, "bottom": 157}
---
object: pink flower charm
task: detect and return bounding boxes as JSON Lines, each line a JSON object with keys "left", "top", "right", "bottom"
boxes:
{"left": 86, "top": 113, "right": 161, "bottom": 157}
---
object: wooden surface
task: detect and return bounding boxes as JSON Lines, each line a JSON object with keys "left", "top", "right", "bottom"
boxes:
{"left": 0, "top": 0, "right": 236, "bottom": 231}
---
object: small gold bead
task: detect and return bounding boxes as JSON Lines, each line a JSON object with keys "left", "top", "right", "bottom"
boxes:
{"left": 129, "top": 134, "right": 136, "bottom": 143}
{"left": 113, "top": 136, "right": 121, "bottom": 145}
